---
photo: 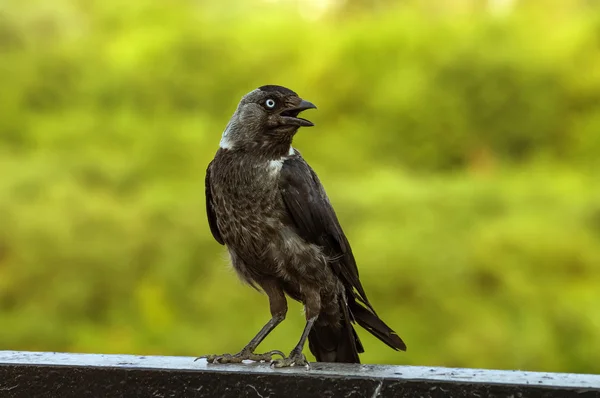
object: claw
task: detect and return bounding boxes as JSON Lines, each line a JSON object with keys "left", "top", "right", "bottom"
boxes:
{"left": 270, "top": 351, "right": 309, "bottom": 369}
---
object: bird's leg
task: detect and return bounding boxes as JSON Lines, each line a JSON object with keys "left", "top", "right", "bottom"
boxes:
{"left": 199, "top": 316, "right": 286, "bottom": 363}
{"left": 271, "top": 290, "right": 320, "bottom": 368}
{"left": 197, "top": 279, "right": 288, "bottom": 364}
{"left": 270, "top": 316, "right": 316, "bottom": 368}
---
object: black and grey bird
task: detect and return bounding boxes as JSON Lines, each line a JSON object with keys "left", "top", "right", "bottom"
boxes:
{"left": 202, "top": 85, "right": 406, "bottom": 367}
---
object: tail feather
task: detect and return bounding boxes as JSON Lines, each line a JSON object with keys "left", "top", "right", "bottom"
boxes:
{"left": 349, "top": 297, "right": 407, "bottom": 352}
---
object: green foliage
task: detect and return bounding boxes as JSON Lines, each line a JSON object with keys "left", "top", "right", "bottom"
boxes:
{"left": 1, "top": 0, "right": 599, "bottom": 373}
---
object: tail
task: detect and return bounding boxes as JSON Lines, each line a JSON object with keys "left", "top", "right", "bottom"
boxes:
{"left": 308, "top": 296, "right": 363, "bottom": 363}
{"left": 308, "top": 295, "right": 406, "bottom": 363}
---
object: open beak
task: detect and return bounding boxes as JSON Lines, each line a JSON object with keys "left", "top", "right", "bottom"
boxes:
{"left": 280, "top": 99, "right": 317, "bottom": 127}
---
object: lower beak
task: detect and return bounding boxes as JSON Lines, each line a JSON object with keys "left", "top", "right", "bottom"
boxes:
{"left": 280, "top": 99, "right": 317, "bottom": 127}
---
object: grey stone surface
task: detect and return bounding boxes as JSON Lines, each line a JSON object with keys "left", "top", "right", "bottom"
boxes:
{"left": 1, "top": 350, "right": 599, "bottom": 397}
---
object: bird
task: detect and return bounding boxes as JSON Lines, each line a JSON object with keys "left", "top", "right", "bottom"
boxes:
{"left": 201, "top": 85, "right": 406, "bottom": 367}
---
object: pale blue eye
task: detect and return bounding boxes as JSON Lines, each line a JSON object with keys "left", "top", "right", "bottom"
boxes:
{"left": 265, "top": 99, "right": 276, "bottom": 108}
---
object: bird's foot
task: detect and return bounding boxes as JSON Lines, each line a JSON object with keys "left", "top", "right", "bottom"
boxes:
{"left": 270, "top": 350, "right": 309, "bottom": 369}
{"left": 196, "top": 349, "right": 285, "bottom": 364}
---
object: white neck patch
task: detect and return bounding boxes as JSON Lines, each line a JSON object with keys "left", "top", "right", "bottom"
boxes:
{"left": 268, "top": 159, "right": 284, "bottom": 174}
{"left": 219, "top": 136, "right": 233, "bottom": 150}
{"left": 219, "top": 124, "right": 234, "bottom": 150}
{"left": 268, "top": 147, "right": 294, "bottom": 175}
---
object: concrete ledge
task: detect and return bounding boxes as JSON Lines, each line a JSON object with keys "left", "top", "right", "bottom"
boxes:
{"left": 1, "top": 350, "right": 599, "bottom": 397}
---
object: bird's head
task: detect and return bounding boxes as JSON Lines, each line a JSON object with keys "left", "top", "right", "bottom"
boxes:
{"left": 219, "top": 85, "right": 316, "bottom": 155}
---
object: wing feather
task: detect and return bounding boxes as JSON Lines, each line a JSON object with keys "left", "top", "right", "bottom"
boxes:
{"left": 205, "top": 161, "right": 224, "bottom": 245}
{"left": 279, "top": 157, "right": 374, "bottom": 311}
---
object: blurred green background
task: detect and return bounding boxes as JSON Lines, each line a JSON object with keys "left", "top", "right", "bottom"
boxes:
{"left": 1, "top": 0, "right": 599, "bottom": 374}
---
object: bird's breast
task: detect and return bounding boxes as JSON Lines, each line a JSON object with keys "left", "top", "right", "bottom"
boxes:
{"left": 210, "top": 156, "right": 285, "bottom": 255}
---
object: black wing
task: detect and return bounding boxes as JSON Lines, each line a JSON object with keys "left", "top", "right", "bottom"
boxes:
{"left": 279, "top": 156, "right": 373, "bottom": 310}
{"left": 205, "top": 161, "right": 224, "bottom": 245}
{"left": 280, "top": 156, "right": 407, "bottom": 352}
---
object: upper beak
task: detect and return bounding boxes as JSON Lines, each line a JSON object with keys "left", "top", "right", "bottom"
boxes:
{"left": 296, "top": 99, "right": 317, "bottom": 112}
{"left": 280, "top": 99, "right": 317, "bottom": 127}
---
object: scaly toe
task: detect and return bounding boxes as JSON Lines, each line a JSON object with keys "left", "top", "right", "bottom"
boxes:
{"left": 196, "top": 353, "right": 238, "bottom": 364}
{"left": 247, "top": 350, "right": 286, "bottom": 362}
{"left": 197, "top": 349, "right": 286, "bottom": 364}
